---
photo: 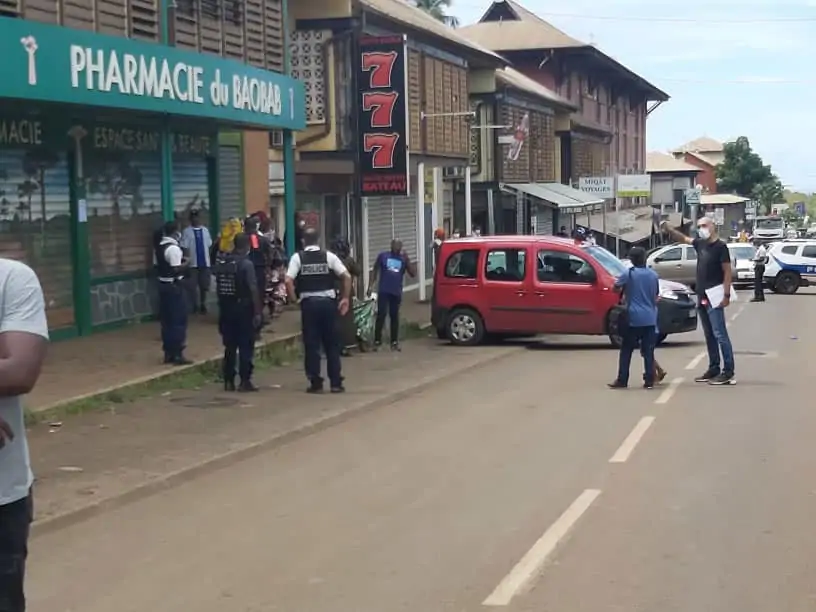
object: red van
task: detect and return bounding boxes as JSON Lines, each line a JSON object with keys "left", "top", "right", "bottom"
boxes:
{"left": 431, "top": 236, "right": 697, "bottom": 346}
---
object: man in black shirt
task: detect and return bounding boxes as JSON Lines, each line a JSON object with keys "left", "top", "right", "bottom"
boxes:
{"left": 661, "top": 216, "right": 736, "bottom": 385}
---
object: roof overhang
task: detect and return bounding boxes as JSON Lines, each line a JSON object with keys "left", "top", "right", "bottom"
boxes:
{"left": 500, "top": 182, "right": 603, "bottom": 214}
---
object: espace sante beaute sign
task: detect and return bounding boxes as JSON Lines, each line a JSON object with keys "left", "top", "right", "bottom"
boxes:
{"left": 2, "top": 16, "right": 305, "bottom": 131}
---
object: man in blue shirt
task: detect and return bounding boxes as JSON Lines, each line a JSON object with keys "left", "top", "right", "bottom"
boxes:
{"left": 180, "top": 209, "right": 213, "bottom": 314}
{"left": 368, "top": 239, "right": 416, "bottom": 351}
{"left": 608, "top": 246, "right": 660, "bottom": 389}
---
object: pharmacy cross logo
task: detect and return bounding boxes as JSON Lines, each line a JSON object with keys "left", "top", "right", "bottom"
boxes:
{"left": 20, "top": 35, "right": 38, "bottom": 86}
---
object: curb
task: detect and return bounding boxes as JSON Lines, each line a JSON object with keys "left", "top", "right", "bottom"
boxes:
{"left": 31, "top": 342, "right": 518, "bottom": 538}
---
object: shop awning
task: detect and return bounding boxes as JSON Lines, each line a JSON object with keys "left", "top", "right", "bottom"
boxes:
{"left": 500, "top": 182, "right": 603, "bottom": 214}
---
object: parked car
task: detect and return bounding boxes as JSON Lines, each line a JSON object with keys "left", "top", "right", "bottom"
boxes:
{"left": 763, "top": 239, "right": 816, "bottom": 294}
{"left": 645, "top": 242, "right": 757, "bottom": 289}
{"left": 431, "top": 236, "right": 697, "bottom": 347}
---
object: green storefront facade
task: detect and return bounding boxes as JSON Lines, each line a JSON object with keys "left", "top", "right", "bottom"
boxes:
{"left": 0, "top": 15, "right": 305, "bottom": 339}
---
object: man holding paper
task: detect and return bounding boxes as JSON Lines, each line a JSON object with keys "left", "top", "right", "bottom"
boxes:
{"left": 661, "top": 216, "right": 736, "bottom": 385}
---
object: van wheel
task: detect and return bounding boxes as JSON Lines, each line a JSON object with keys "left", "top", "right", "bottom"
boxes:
{"left": 446, "top": 308, "right": 484, "bottom": 346}
{"left": 775, "top": 271, "right": 800, "bottom": 294}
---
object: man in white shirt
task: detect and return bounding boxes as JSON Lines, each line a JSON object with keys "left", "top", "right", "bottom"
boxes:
{"left": 0, "top": 259, "right": 49, "bottom": 611}
{"left": 180, "top": 209, "right": 213, "bottom": 315}
{"left": 751, "top": 240, "right": 768, "bottom": 302}
{"left": 155, "top": 221, "right": 191, "bottom": 365}
{"left": 285, "top": 228, "right": 351, "bottom": 393}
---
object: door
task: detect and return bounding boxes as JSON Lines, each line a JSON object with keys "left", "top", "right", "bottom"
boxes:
{"left": 649, "top": 245, "right": 684, "bottom": 281}
{"left": 481, "top": 246, "right": 534, "bottom": 332}
{"left": 533, "top": 248, "right": 603, "bottom": 334}
{"left": 681, "top": 245, "right": 698, "bottom": 286}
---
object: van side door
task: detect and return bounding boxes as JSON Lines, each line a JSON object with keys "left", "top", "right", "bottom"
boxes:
{"left": 480, "top": 244, "right": 536, "bottom": 333}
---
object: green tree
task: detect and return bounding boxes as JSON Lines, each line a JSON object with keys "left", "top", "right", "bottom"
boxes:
{"left": 716, "top": 136, "right": 783, "bottom": 214}
{"left": 415, "top": 0, "right": 459, "bottom": 26}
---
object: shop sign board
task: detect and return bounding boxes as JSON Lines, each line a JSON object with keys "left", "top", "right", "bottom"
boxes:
{"left": 616, "top": 174, "right": 651, "bottom": 198}
{"left": 578, "top": 176, "right": 614, "bottom": 199}
{"left": 356, "top": 35, "right": 410, "bottom": 196}
{"left": 1, "top": 16, "right": 305, "bottom": 130}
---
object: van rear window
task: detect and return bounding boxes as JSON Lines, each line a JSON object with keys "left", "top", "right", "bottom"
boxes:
{"left": 445, "top": 250, "right": 479, "bottom": 279}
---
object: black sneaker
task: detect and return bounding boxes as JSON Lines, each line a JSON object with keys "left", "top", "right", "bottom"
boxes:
{"left": 238, "top": 381, "right": 259, "bottom": 393}
{"left": 330, "top": 385, "right": 346, "bottom": 394}
{"left": 306, "top": 382, "right": 324, "bottom": 394}
{"left": 643, "top": 382, "right": 655, "bottom": 390}
{"left": 607, "top": 380, "right": 627, "bottom": 389}
{"left": 373, "top": 341, "right": 382, "bottom": 352}
{"left": 224, "top": 379, "right": 236, "bottom": 392}
{"left": 694, "top": 369, "right": 719, "bottom": 383}
{"left": 708, "top": 373, "right": 736, "bottom": 386}
{"left": 171, "top": 356, "right": 193, "bottom": 366}
{"left": 390, "top": 342, "right": 401, "bottom": 352}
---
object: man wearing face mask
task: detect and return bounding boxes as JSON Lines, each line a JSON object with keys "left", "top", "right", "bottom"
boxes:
{"left": 661, "top": 217, "right": 735, "bottom": 385}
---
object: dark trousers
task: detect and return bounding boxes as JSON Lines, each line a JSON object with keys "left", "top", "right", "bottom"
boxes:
{"left": 219, "top": 304, "right": 255, "bottom": 383}
{"left": 158, "top": 282, "right": 188, "bottom": 359}
{"left": 188, "top": 267, "right": 211, "bottom": 312}
{"left": 374, "top": 292, "right": 401, "bottom": 344}
{"left": 301, "top": 297, "right": 342, "bottom": 387}
{"left": 0, "top": 494, "right": 32, "bottom": 612}
{"left": 754, "top": 264, "right": 765, "bottom": 300}
{"left": 617, "top": 325, "right": 656, "bottom": 386}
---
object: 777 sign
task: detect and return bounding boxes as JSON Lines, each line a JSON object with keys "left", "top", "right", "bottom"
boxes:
{"left": 360, "top": 50, "right": 401, "bottom": 169}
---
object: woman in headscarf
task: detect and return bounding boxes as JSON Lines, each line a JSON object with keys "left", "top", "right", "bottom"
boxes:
{"left": 331, "top": 237, "right": 361, "bottom": 356}
{"left": 211, "top": 217, "right": 243, "bottom": 260}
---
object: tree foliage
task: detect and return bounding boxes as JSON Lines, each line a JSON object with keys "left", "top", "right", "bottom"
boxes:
{"left": 715, "top": 136, "right": 783, "bottom": 213}
{"left": 415, "top": 0, "right": 459, "bottom": 27}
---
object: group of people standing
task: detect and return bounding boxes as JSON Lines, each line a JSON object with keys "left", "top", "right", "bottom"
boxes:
{"left": 611, "top": 216, "right": 737, "bottom": 389}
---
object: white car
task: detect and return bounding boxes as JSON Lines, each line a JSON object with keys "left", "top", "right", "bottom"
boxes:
{"left": 763, "top": 239, "right": 816, "bottom": 294}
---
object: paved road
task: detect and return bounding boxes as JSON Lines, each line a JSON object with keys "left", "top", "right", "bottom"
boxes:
{"left": 28, "top": 290, "right": 816, "bottom": 611}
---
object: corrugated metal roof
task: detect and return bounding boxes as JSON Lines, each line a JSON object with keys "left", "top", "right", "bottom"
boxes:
{"left": 360, "top": 0, "right": 506, "bottom": 64}
{"left": 646, "top": 151, "right": 701, "bottom": 174}
{"left": 496, "top": 67, "right": 575, "bottom": 109}
{"left": 502, "top": 182, "right": 603, "bottom": 211}
{"left": 671, "top": 136, "right": 724, "bottom": 153}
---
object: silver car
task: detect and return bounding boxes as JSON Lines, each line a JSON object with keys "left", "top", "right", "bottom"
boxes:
{"left": 645, "top": 242, "right": 757, "bottom": 289}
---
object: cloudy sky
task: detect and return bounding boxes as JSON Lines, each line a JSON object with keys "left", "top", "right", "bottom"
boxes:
{"left": 453, "top": 0, "right": 816, "bottom": 192}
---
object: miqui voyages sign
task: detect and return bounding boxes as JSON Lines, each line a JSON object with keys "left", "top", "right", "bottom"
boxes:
{"left": 2, "top": 16, "right": 306, "bottom": 131}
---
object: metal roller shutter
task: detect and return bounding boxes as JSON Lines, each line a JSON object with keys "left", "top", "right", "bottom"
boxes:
{"left": 0, "top": 148, "right": 74, "bottom": 331}
{"left": 534, "top": 204, "right": 554, "bottom": 235}
{"left": 217, "top": 145, "right": 243, "bottom": 226}
{"left": 365, "top": 196, "right": 393, "bottom": 266}
{"left": 391, "top": 195, "right": 417, "bottom": 263}
{"left": 173, "top": 155, "right": 210, "bottom": 226}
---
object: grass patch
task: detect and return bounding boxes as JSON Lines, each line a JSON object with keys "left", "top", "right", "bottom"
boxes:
{"left": 26, "top": 320, "right": 429, "bottom": 426}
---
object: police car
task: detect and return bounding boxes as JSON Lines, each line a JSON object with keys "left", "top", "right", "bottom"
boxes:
{"left": 763, "top": 239, "right": 816, "bottom": 294}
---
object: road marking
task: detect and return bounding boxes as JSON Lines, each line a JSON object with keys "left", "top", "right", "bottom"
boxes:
{"left": 730, "top": 304, "right": 746, "bottom": 322}
{"left": 609, "top": 416, "right": 655, "bottom": 463}
{"left": 685, "top": 351, "right": 706, "bottom": 371}
{"left": 482, "top": 489, "right": 601, "bottom": 606}
{"left": 655, "top": 377, "right": 683, "bottom": 404}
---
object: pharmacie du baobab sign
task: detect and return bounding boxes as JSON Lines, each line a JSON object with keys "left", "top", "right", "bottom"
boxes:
{"left": 18, "top": 35, "right": 289, "bottom": 118}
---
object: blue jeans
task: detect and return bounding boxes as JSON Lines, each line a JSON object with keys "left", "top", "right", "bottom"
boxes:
{"left": 617, "top": 325, "right": 656, "bottom": 386}
{"left": 699, "top": 304, "right": 735, "bottom": 375}
{"left": 301, "top": 297, "right": 342, "bottom": 387}
{"left": 158, "top": 282, "right": 188, "bottom": 359}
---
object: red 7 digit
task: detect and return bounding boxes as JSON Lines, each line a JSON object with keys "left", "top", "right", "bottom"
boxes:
{"left": 363, "top": 133, "right": 399, "bottom": 169}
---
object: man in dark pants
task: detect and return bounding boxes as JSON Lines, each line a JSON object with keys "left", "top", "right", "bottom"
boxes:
{"left": 215, "top": 233, "right": 262, "bottom": 392}
{"left": 368, "top": 239, "right": 416, "bottom": 351}
{"left": 751, "top": 239, "right": 768, "bottom": 302}
{"left": 285, "top": 228, "right": 351, "bottom": 393}
{"left": 180, "top": 209, "right": 213, "bottom": 314}
{"left": 0, "top": 258, "right": 49, "bottom": 612}
{"left": 156, "top": 221, "right": 191, "bottom": 365}
{"left": 662, "top": 217, "right": 736, "bottom": 385}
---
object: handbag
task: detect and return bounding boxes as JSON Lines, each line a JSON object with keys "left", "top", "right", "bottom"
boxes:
{"left": 612, "top": 269, "right": 634, "bottom": 335}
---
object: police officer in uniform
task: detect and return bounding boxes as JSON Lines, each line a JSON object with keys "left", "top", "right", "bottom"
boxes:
{"left": 215, "top": 233, "right": 263, "bottom": 392}
{"left": 285, "top": 228, "right": 351, "bottom": 393}
{"left": 156, "top": 220, "right": 191, "bottom": 365}
{"left": 751, "top": 239, "right": 768, "bottom": 302}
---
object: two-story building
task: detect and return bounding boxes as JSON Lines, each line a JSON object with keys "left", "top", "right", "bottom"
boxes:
{"left": 290, "top": 0, "right": 504, "bottom": 291}
{"left": 460, "top": 0, "right": 668, "bottom": 193}
{"left": 671, "top": 136, "right": 724, "bottom": 194}
{"left": 0, "top": 0, "right": 305, "bottom": 338}
{"left": 462, "top": 66, "right": 600, "bottom": 236}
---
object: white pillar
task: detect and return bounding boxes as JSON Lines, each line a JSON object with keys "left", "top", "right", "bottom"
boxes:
{"left": 417, "top": 162, "right": 427, "bottom": 302}
{"left": 464, "top": 165, "right": 472, "bottom": 235}
{"left": 361, "top": 197, "right": 370, "bottom": 288}
{"left": 431, "top": 167, "right": 441, "bottom": 231}
{"left": 487, "top": 188, "right": 495, "bottom": 235}
{"left": 615, "top": 196, "right": 621, "bottom": 257}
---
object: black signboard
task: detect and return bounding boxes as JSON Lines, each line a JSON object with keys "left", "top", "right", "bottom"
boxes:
{"left": 356, "top": 35, "right": 410, "bottom": 196}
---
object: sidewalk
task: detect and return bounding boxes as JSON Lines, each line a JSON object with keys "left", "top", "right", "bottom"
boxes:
{"left": 29, "top": 293, "right": 431, "bottom": 413}
{"left": 30, "top": 338, "right": 518, "bottom": 532}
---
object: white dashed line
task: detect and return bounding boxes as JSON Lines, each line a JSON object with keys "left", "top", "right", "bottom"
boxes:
{"left": 482, "top": 489, "right": 602, "bottom": 606}
{"left": 609, "top": 416, "right": 655, "bottom": 463}
{"left": 654, "top": 377, "right": 683, "bottom": 404}
{"left": 685, "top": 351, "right": 706, "bottom": 371}
{"left": 730, "top": 304, "right": 746, "bottom": 322}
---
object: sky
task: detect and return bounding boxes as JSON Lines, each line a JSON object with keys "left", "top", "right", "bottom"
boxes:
{"left": 453, "top": 0, "right": 816, "bottom": 192}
